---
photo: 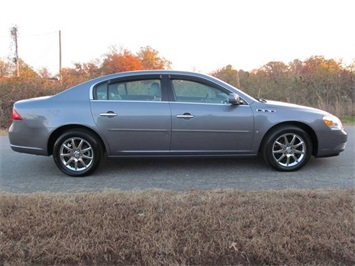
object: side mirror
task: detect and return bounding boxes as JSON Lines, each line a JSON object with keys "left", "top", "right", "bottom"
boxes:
{"left": 228, "top": 93, "right": 242, "bottom": 105}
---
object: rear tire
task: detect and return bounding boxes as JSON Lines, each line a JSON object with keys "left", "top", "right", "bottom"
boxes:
{"left": 53, "top": 129, "right": 103, "bottom": 177}
{"left": 262, "top": 126, "right": 312, "bottom": 171}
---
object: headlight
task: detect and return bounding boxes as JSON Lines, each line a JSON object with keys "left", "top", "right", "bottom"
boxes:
{"left": 323, "top": 115, "right": 343, "bottom": 130}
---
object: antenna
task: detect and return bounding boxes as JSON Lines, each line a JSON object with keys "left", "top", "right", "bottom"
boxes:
{"left": 59, "top": 30, "right": 62, "bottom": 83}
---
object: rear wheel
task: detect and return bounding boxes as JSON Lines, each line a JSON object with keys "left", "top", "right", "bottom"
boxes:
{"left": 263, "top": 126, "right": 312, "bottom": 171}
{"left": 53, "top": 129, "right": 103, "bottom": 177}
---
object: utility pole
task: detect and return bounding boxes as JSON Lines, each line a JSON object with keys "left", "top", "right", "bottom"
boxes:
{"left": 10, "top": 26, "right": 20, "bottom": 77}
{"left": 59, "top": 30, "right": 62, "bottom": 83}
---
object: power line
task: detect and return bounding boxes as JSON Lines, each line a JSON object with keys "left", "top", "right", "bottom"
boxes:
{"left": 0, "top": 31, "right": 57, "bottom": 39}
{"left": 2, "top": 28, "right": 62, "bottom": 76}
{"left": 20, "top": 31, "right": 57, "bottom": 38}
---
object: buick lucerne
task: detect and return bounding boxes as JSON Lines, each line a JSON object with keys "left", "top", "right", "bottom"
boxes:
{"left": 9, "top": 71, "right": 348, "bottom": 176}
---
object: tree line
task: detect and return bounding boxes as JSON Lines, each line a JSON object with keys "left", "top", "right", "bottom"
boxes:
{"left": 0, "top": 46, "right": 354, "bottom": 128}
{"left": 211, "top": 57, "right": 354, "bottom": 118}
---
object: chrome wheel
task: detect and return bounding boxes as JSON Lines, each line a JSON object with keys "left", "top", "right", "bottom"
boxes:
{"left": 263, "top": 126, "right": 312, "bottom": 171}
{"left": 60, "top": 137, "right": 94, "bottom": 171}
{"left": 53, "top": 129, "right": 102, "bottom": 176}
{"left": 272, "top": 133, "right": 306, "bottom": 168}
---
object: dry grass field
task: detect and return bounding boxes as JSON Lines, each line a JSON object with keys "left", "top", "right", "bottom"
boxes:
{"left": 1, "top": 189, "right": 354, "bottom": 265}
{"left": 0, "top": 129, "right": 8, "bottom": 136}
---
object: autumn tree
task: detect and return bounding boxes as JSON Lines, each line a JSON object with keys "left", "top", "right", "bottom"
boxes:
{"left": 101, "top": 48, "right": 144, "bottom": 74}
{"left": 346, "top": 60, "right": 355, "bottom": 104}
{"left": 61, "top": 46, "right": 172, "bottom": 86}
{"left": 0, "top": 58, "right": 39, "bottom": 79}
{"left": 0, "top": 58, "right": 12, "bottom": 78}
{"left": 210, "top": 65, "right": 240, "bottom": 88}
{"left": 37, "top": 67, "right": 52, "bottom": 79}
{"left": 13, "top": 59, "right": 38, "bottom": 78}
{"left": 137, "top": 46, "right": 171, "bottom": 70}
{"left": 258, "top": 61, "right": 294, "bottom": 101}
{"left": 60, "top": 60, "right": 102, "bottom": 88}
{"left": 211, "top": 56, "right": 354, "bottom": 117}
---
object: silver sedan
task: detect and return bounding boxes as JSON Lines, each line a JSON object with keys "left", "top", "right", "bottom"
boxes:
{"left": 9, "top": 70, "right": 348, "bottom": 176}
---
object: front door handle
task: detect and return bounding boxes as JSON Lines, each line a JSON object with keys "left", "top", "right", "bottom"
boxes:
{"left": 176, "top": 113, "right": 194, "bottom": 119}
{"left": 99, "top": 111, "right": 117, "bottom": 118}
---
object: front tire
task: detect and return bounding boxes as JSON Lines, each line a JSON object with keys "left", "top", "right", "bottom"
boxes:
{"left": 53, "top": 129, "right": 103, "bottom": 177}
{"left": 262, "top": 126, "right": 312, "bottom": 171}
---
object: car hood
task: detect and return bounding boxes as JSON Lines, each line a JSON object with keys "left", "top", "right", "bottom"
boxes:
{"left": 263, "top": 100, "right": 329, "bottom": 115}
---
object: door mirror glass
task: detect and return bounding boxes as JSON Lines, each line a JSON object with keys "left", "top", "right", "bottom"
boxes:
{"left": 229, "top": 93, "right": 242, "bottom": 105}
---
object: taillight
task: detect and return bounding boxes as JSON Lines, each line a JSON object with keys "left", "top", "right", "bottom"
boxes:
{"left": 12, "top": 109, "right": 23, "bottom": 120}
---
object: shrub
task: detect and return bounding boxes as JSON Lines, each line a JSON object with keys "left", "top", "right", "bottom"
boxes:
{"left": 0, "top": 77, "right": 62, "bottom": 128}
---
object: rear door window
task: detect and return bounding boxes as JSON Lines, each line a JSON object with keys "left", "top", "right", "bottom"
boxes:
{"left": 94, "top": 79, "right": 162, "bottom": 101}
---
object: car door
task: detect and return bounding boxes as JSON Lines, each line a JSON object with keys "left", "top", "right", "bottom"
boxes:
{"left": 168, "top": 76, "right": 254, "bottom": 154}
{"left": 90, "top": 75, "right": 171, "bottom": 155}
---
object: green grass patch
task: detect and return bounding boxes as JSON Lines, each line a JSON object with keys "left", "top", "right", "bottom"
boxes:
{"left": 341, "top": 116, "right": 355, "bottom": 125}
{"left": 1, "top": 189, "right": 354, "bottom": 265}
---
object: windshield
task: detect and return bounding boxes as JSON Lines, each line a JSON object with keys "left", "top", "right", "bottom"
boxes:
{"left": 209, "top": 76, "right": 259, "bottom": 104}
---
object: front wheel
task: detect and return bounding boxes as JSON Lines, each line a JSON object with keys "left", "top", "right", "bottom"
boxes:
{"left": 53, "top": 129, "right": 103, "bottom": 177}
{"left": 262, "top": 126, "right": 312, "bottom": 171}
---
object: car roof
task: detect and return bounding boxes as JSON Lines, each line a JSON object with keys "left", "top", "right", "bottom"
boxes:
{"left": 90, "top": 70, "right": 213, "bottom": 82}
{"left": 57, "top": 70, "right": 257, "bottom": 104}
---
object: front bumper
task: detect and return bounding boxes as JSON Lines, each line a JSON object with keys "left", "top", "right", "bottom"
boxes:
{"left": 315, "top": 128, "right": 348, "bottom": 157}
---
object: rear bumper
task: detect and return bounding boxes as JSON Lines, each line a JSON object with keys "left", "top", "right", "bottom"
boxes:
{"left": 8, "top": 122, "right": 50, "bottom": 156}
{"left": 10, "top": 143, "right": 47, "bottom": 155}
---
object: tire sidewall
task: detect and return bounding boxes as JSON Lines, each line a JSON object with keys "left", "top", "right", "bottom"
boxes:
{"left": 263, "top": 126, "right": 312, "bottom": 171}
{"left": 53, "top": 130, "right": 102, "bottom": 177}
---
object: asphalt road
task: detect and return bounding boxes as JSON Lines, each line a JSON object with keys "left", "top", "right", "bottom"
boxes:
{"left": 1, "top": 127, "right": 354, "bottom": 193}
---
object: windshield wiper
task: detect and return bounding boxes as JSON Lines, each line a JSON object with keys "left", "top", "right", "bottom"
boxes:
{"left": 257, "top": 98, "right": 267, "bottom": 103}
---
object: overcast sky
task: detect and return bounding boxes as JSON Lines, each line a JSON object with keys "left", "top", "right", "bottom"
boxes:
{"left": 1, "top": 0, "right": 354, "bottom": 75}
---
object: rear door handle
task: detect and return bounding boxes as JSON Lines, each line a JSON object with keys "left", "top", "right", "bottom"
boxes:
{"left": 176, "top": 113, "right": 194, "bottom": 119}
{"left": 99, "top": 111, "right": 117, "bottom": 118}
